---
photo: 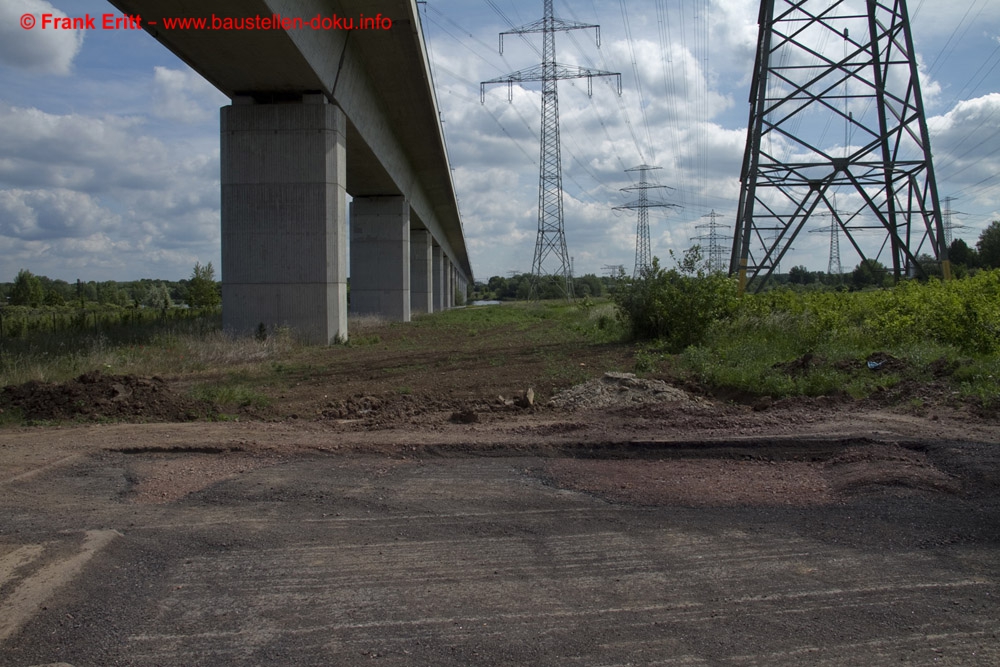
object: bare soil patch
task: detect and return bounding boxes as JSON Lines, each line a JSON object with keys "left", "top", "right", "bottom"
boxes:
{"left": 545, "top": 442, "right": 964, "bottom": 507}
{"left": 123, "top": 449, "right": 284, "bottom": 504}
{"left": 1, "top": 307, "right": 997, "bottom": 512}
{"left": 2, "top": 306, "right": 999, "bottom": 665}
{"left": 0, "top": 371, "right": 215, "bottom": 423}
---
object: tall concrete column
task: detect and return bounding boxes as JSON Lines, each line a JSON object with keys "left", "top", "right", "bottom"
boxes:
{"left": 432, "top": 244, "right": 444, "bottom": 312}
{"left": 410, "top": 230, "right": 433, "bottom": 315}
{"left": 221, "top": 95, "right": 347, "bottom": 344}
{"left": 445, "top": 257, "right": 453, "bottom": 309}
{"left": 350, "top": 196, "right": 411, "bottom": 322}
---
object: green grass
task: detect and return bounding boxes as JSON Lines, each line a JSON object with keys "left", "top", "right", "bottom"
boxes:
{"left": 2, "top": 290, "right": 996, "bottom": 414}
{"left": 677, "top": 294, "right": 999, "bottom": 406}
{"left": 189, "top": 381, "right": 272, "bottom": 409}
{"left": 0, "top": 323, "right": 295, "bottom": 387}
{"left": 0, "top": 406, "right": 25, "bottom": 427}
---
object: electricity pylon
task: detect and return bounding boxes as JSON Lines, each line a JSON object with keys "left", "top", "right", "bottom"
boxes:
{"left": 731, "top": 0, "right": 949, "bottom": 292}
{"left": 941, "top": 196, "right": 966, "bottom": 247}
{"left": 693, "top": 210, "right": 729, "bottom": 273}
{"left": 614, "top": 165, "right": 677, "bottom": 277}
{"left": 808, "top": 213, "right": 845, "bottom": 277}
{"left": 481, "top": 0, "right": 620, "bottom": 298}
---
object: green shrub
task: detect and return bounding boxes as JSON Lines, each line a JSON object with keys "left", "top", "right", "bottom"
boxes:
{"left": 612, "top": 248, "right": 740, "bottom": 351}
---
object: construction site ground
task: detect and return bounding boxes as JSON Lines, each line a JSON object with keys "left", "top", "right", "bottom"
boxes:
{"left": 1, "top": 310, "right": 999, "bottom": 665}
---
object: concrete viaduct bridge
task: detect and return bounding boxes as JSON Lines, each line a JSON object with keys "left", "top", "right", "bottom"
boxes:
{"left": 108, "top": 0, "right": 474, "bottom": 343}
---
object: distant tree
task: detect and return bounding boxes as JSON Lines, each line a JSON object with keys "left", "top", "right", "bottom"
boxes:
{"left": 535, "top": 275, "right": 566, "bottom": 300}
{"left": 515, "top": 276, "right": 532, "bottom": 300}
{"left": 187, "top": 262, "right": 221, "bottom": 309}
{"left": 79, "top": 281, "right": 99, "bottom": 304}
{"left": 948, "top": 238, "right": 978, "bottom": 269}
{"left": 37, "top": 276, "right": 71, "bottom": 304}
{"left": 917, "top": 253, "right": 943, "bottom": 279}
{"left": 469, "top": 281, "right": 489, "bottom": 300}
{"left": 851, "top": 259, "right": 888, "bottom": 289}
{"left": 9, "top": 269, "right": 45, "bottom": 307}
{"left": 97, "top": 281, "right": 130, "bottom": 307}
{"left": 43, "top": 289, "right": 66, "bottom": 306}
{"left": 788, "top": 265, "right": 813, "bottom": 285}
{"left": 976, "top": 221, "right": 1000, "bottom": 269}
{"left": 574, "top": 274, "right": 604, "bottom": 298}
{"left": 144, "top": 282, "right": 173, "bottom": 310}
{"left": 171, "top": 280, "right": 189, "bottom": 305}
{"left": 487, "top": 275, "right": 508, "bottom": 299}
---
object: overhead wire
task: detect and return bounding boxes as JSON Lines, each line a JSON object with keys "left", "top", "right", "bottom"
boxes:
{"left": 926, "top": 0, "right": 987, "bottom": 80}
{"left": 429, "top": 1, "right": 620, "bottom": 208}
{"left": 429, "top": 0, "right": 996, "bottom": 257}
{"left": 424, "top": 5, "right": 514, "bottom": 76}
{"left": 618, "top": 0, "right": 656, "bottom": 164}
{"left": 654, "top": 0, "right": 684, "bottom": 188}
{"left": 917, "top": 1, "right": 1000, "bottom": 214}
{"left": 558, "top": 2, "right": 642, "bottom": 173}
{"left": 483, "top": 0, "right": 542, "bottom": 59}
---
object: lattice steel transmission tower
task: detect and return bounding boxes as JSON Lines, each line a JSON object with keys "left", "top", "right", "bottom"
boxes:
{"left": 826, "top": 215, "right": 844, "bottom": 277}
{"left": 731, "top": 0, "right": 949, "bottom": 292}
{"left": 693, "top": 210, "right": 729, "bottom": 273}
{"left": 481, "top": 0, "right": 620, "bottom": 297}
{"left": 808, "top": 214, "right": 845, "bottom": 277}
{"left": 941, "top": 196, "right": 965, "bottom": 247}
{"left": 614, "top": 165, "right": 677, "bottom": 277}
{"left": 807, "top": 193, "right": 845, "bottom": 277}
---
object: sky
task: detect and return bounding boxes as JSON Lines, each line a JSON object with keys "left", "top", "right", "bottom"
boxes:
{"left": 0, "top": 0, "right": 998, "bottom": 283}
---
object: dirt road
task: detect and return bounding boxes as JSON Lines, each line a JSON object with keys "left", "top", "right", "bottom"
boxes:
{"left": 1, "top": 395, "right": 999, "bottom": 666}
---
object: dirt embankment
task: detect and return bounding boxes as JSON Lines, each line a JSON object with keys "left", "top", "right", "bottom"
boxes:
{"left": 0, "top": 371, "right": 215, "bottom": 423}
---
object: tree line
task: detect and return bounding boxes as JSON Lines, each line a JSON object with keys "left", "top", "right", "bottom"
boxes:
{"left": 1, "top": 262, "right": 221, "bottom": 310}
{"left": 473, "top": 273, "right": 614, "bottom": 301}
{"left": 784, "top": 222, "right": 1000, "bottom": 288}
{"left": 6, "top": 220, "right": 997, "bottom": 309}
{"left": 472, "top": 222, "right": 999, "bottom": 300}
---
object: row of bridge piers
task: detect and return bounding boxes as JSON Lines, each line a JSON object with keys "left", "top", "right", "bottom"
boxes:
{"left": 219, "top": 95, "right": 469, "bottom": 345}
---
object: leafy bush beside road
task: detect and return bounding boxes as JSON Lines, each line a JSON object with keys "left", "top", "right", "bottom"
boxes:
{"left": 612, "top": 248, "right": 739, "bottom": 351}
{"left": 613, "top": 259, "right": 1000, "bottom": 405}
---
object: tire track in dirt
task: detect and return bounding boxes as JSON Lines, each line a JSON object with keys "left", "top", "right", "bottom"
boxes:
{"left": 0, "top": 530, "right": 119, "bottom": 643}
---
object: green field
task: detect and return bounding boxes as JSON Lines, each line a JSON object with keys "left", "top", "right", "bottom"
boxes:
{"left": 2, "top": 272, "right": 998, "bottom": 419}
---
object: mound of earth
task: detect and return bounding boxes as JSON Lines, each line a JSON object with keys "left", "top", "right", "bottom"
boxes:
{"left": 549, "top": 371, "right": 694, "bottom": 410}
{"left": 0, "top": 371, "right": 216, "bottom": 423}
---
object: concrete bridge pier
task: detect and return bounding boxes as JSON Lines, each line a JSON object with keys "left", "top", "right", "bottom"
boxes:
{"left": 349, "top": 196, "right": 411, "bottom": 322}
{"left": 446, "top": 260, "right": 454, "bottom": 308}
{"left": 221, "top": 94, "right": 348, "bottom": 344}
{"left": 410, "top": 230, "right": 434, "bottom": 315}
{"left": 433, "top": 245, "right": 445, "bottom": 312}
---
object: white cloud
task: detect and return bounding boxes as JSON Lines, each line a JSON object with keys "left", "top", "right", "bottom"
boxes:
{"left": 0, "top": 0, "right": 84, "bottom": 75}
{"left": 151, "top": 66, "right": 227, "bottom": 124}
{"left": 1, "top": 0, "right": 997, "bottom": 282}
{"left": 0, "top": 188, "right": 119, "bottom": 240}
{"left": 928, "top": 93, "right": 1000, "bottom": 208}
{"left": 0, "top": 103, "right": 169, "bottom": 192}
{"left": 0, "top": 102, "right": 220, "bottom": 280}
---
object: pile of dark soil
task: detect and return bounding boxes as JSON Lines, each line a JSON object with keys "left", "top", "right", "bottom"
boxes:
{"left": 0, "top": 371, "right": 216, "bottom": 423}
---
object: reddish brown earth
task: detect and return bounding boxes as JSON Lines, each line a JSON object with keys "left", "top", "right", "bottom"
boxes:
{"left": 1, "top": 357, "right": 998, "bottom": 664}
{"left": 1, "top": 364, "right": 995, "bottom": 507}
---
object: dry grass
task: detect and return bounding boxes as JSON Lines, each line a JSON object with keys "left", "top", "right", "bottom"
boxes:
{"left": 0, "top": 329, "right": 299, "bottom": 387}
{"left": 0, "top": 314, "right": 396, "bottom": 388}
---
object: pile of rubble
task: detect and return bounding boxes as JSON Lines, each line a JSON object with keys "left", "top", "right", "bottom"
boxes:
{"left": 549, "top": 372, "right": 692, "bottom": 410}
